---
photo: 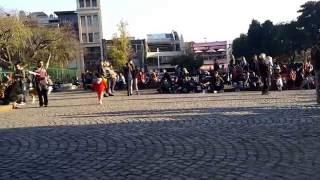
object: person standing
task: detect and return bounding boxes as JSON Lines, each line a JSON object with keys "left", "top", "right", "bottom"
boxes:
{"left": 311, "top": 39, "right": 320, "bottom": 104}
{"left": 35, "top": 60, "right": 49, "bottom": 107}
{"left": 258, "top": 53, "right": 271, "bottom": 95}
{"left": 93, "top": 73, "right": 107, "bottom": 105}
{"left": 105, "top": 63, "right": 116, "bottom": 96}
{"left": 109, "top": 65, "right": 117, "bottom": 94}
{"left": 132, "top": 66, "right": 140, "bottom": 95}
{"left": 124, "top": 62, "right": 133, "bottom": 96}
{"left": 14, "top": 62, "right": 27, "bottom": 105}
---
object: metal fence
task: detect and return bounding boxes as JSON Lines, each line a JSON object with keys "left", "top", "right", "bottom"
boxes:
{"left": 0, "top": 68, "right": 77, "bottom": 83}
{"left": 47, "top": 68, "right": 77, "bottom": 83}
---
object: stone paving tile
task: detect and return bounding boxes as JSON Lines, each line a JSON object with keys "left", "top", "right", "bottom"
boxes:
{"left": 0, "top": 90, "right": 319, "bottom": 179}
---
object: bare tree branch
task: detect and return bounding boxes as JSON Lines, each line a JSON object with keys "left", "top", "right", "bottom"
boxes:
{"left": 46, "top": 53, "right": 51, "bottom": 69}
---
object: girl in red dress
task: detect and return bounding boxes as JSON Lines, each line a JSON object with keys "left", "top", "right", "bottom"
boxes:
{"left": 93, "top": 73, "right": 107, "bottom": 105}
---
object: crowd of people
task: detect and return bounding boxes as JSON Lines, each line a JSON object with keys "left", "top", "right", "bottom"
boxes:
{"left": 229, "top": 53, "right": 316, "bottom": 94}
{"left": 155, "top": 53, "right": 318, "bottom": 96}
{"left": 1, "top": 39, "right": 319, "bottom": 108}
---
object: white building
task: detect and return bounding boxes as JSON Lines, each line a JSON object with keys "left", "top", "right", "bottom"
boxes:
{"left": 192, "top": 41, "right": 232, "bottom": 70}
{"left": 146, "top": 31, "right": 185, "bottom": 72}
{"left": 76, "top": 0, "right": 103, "bottom": 71}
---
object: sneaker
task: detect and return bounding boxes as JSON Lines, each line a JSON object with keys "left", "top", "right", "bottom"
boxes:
{"left": 18, "top": 102, "right": 26, "bottom": 106}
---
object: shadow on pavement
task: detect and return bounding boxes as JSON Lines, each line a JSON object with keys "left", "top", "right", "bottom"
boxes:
{"left": 1, "top": 105, "right": 320, "bottom": 179}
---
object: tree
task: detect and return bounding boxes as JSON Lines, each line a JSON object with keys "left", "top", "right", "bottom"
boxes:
{"left": 247, "top": 19, "right": 263, "bottom": 55}
{"left": 170, "top": 55, "right": 204, "bottom": 72}
{"left": 107, "top": 21, "right": 133, "bottom": 70}
{"left": 297, "top": 1, "right": 320, "bottom": 45}
{"left": 21, "top": 25, "right": 79, "bottom": 68}
{"left": 0, "top": 16, "right": 30, "bottom": 69}
{"left": 0, "top": 15, "right": 79, "bottom": 70}
{"left": 232, "top": 34, "right": 250, "bottom": 58}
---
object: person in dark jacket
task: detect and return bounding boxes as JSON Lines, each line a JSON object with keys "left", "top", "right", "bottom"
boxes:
{"left": 124, "top": 62, "right": 133, "bottom": 96}
{"left": 211, "top": 71, "right": 224, "bottom": 93}
{"left": 258, "top": 53, "right": 271, "bottom": 95}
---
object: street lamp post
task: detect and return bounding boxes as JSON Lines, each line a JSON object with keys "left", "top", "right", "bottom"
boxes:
{"left": 157, "top": 48, "right": 160, "bottom": 71}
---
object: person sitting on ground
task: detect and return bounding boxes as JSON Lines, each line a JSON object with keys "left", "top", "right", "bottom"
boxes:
{"left": 248, "top": 71, "right": 261, "bottom": 90}
{"left": 274, "top": 65, "right": 283, "bottom": 91}
{"left": 287, "top": 68, "right": 297, "bottom": 90}
{"left": 159, "top": 72, "right": 172, "bottom": 94}
{"left": 232, "top": 64, "right": 244, "bottom": 92}
{"left": 211, "top": 71, "right": 225, "bottom": 93}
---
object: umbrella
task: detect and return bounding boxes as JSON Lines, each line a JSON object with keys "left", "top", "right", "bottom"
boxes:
{"left": 207, "top": 49, "right": 216, "bottom": 53}
{"left": 217, "top": 49, "right": 226, "bottom": 52}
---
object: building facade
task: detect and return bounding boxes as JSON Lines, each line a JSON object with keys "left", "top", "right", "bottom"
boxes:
{"left": 146, "top": 31, "right": 185, "bottom": 72}
{"left": 191, "top": 41, "right": 231, "bottom": 70}
{"left": 76, "top": 0, "right": 103, "bottom": 71}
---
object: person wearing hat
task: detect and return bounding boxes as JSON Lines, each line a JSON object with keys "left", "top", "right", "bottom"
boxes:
{"left": 311, "top": 37, "right": 320, "bottom": 104}
{"left": 258, "top": 53, "right": 271, "bottom": 95}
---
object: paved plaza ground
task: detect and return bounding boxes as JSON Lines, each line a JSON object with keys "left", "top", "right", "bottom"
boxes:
{"left": 0, "top": 90, "right": 319, "bottom": 179}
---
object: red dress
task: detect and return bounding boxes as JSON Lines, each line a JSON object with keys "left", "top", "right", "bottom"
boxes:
{"left": 93, "top": 78, "right": 107, "bottom": 96}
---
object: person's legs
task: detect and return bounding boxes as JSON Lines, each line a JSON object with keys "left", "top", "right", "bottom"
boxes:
{"left": 97, "top": 92, "right": 102, "bottom": 104}
{"left": 266, "top": 76, "right": 271, "bottom": 93}
{"left": 127, "top": 80, "right": 131, "bottom": 96}
{"left": 134, "top": 78, "right": 139, "bottom": 94}
{"left": 261, "top": 76, "right": 267, "bottom": 94}
{"left": 42, "top": 87, "right": 48, "bottom": 107}
{"left": 315, "top": 70, "right": 320, "bottom": 104}
{"left": 107, "top": 78, "right": 113, "bottom": 95}
{"left": 131, "top": 80, "right": 134, "bottom": 95}
{"left": 112, "top": 78, "right": 116, "bottom": 93}
{"left": 36, "top": 86, "right": 44, "bottom": 107}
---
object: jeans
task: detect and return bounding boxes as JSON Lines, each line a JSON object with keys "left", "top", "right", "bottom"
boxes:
{"left": 108, "top": 78, "right": 116, "bottom": 94}
{"left": 133, "top": 78, "right": 139, "bottom": 92}
{"left": 36, "top": 84, "right": 48, "bottom": 107}
{"left": 127, "top": 79, "right": 133, "bottom": 96}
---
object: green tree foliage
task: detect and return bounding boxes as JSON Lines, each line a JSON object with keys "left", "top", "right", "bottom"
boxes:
{"left": 170, "top": 55, "right": 204, "bottom": 72}
{"left": 297, "top": 1, "right": 320, "bottom": 45}
{"left": 107, "top": 21, "right": 133, "bottom": 70}
{"left": 232, "top": 1, "right": 320, "bottom": 62}
{"left": 0, "top": 16, "right": 30, "bottom": 68}
{"left": 0, "top": 15, "right": 79, "bottom": 70}
{"left": 232, "top": 34, "right": 250, "bottom": 58}
{"left": 22, "top": 25, "right": 79, "bottom": 68}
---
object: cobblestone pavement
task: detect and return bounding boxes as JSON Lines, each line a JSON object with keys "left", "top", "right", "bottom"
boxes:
{"left": 0, "top": 90, "right": 319, "bottom": 180}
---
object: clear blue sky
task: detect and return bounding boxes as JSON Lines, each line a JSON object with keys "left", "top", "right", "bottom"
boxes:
{"left": 1, "top": 0, "right": 310, "bottom": 42}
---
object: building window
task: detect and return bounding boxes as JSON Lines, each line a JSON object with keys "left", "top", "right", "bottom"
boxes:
{"left": 82, "top": 33, "right": 87, "bottom": 43}
{"left": 85, "top": 0, "right": 91, "bottom": 7}
{"left": 93, "top": 15, "right": 99, "bottom": 26}
{"left": 92, "top": 0, "right": 97, "bottom": 7}
{"left": 80, "top": 16, "right": 86, "bottom": 27}
{"left": 79, "top": 0, "right": 84, "bottom": 7}
{"left": 87, "top": 16, "right": 92, "bottom": 26}
{"left": 94, "top": 32, "right": 100, "bottom": 42}
{"left": 88, "top": 33, "right": 93, "bottom": 42}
